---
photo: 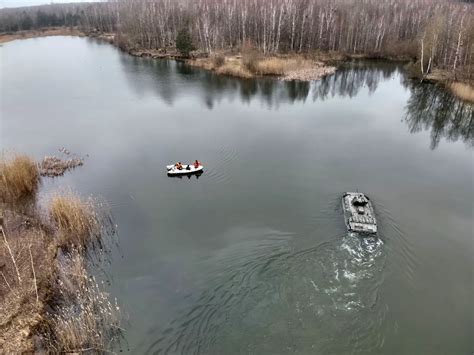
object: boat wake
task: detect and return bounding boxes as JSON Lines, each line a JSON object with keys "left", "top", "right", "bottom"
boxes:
{"left": 202, "top": 145, "right": 237, "bottom": 184}
{"left": 142, "top": 228, "right": 390, "bottom": 354}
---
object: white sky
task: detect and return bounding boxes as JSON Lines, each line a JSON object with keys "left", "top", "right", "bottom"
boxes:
{"left": 0, "top": 0, "right": 95, "bottom": 8}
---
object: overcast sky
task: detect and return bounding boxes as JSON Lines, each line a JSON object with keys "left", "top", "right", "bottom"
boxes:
{"left": 0, "top": 0, "right": 94, "bottom": 8}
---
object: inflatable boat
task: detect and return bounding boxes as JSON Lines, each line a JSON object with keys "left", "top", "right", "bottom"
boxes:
{"left": 167, "top": 164, "right": 204, "bottom": 176}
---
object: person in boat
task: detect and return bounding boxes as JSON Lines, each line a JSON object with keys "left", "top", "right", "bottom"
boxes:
{"left": 175, "top": 162, "right": 183, "bottom": 170}
{"left": 193, "top": 160, "right": 201, "bottom": 169}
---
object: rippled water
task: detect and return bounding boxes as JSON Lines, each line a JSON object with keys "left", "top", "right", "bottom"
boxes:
{"left": 1, "top": 37, "right": 473, "bottom": 354}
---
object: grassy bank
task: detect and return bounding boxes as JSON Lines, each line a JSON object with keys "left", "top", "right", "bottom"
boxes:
{"left": 188, "top": 53, "right": 336, "bottom": 81}
{"left": 0, "top": 154, "right": 120, "bottom": 352}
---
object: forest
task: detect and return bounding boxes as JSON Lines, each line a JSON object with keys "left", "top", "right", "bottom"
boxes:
{"left": 0, "top": 0, "right": 472, "bottom": 81}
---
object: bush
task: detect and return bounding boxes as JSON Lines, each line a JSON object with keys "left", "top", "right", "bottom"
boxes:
{"left": 114, "top": 33, "right": 130, "bottom": 51}
{"left": 213, "top": 54, "right": 225, "bottom": 67}
{"left": 0, "top": 154, "right": 39, "bottom": 202}
{"left": 242, "top": 51, "right": 260, "bottom": 73}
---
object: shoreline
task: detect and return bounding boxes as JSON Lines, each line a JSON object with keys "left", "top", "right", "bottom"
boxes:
{"left": 0, "top": 28, "right": 472, "bottom": 102}
{"left": 0, "top": 27, "right": 85, "bottom": 43}
{"left": 0, "top": 154, "right": 121, "bottom": 352}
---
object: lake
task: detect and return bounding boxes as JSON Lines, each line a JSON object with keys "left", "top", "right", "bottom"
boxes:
{"left": 1, "top": 36, "right": 473, "bottom": 354}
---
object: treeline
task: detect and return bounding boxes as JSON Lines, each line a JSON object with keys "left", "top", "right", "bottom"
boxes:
{"left": 0, "top": 0, "right": 472, "bottom": 80}
{"left": 0, "top": 3, "right": 115, "bottom": 33}
{"left": 116, "top": 0, "right": 473, "bottom": 80}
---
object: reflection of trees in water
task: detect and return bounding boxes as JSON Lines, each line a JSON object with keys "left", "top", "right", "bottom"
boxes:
{"left": 118, "top": 57, "right": 473, "bottom": 149}
{"left": 197, "top": 61, "right": 398, "bottom": 107}
{"left": 120, "top": 55, "right": 178, "bottom": 105}
{"left": 119, "top": 56, "right": 401, "bottom": 108}
{"left": 198, "top": 73, "right": 310, "bottom": 109}
{"left": 404, "top": 82, "right": 473, "bottom": 149}
{"left": 312, "top": 62, "right": 400, "bottom": 101}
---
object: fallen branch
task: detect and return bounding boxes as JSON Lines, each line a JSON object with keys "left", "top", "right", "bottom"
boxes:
{"left": 29, "top": 244, "right": 39, "bottom": 304}
{"left": 1, "top": 271, "right": 12, "bottom": 292}
{"left": 1, "top": 227, "right": 21, "bottom": 284}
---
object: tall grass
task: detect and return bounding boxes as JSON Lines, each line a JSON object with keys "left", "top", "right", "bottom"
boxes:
{"left": 49, "top": 192, "right": 101, "bottom": 249}
{"left": 43, "top": 193, "right": 119, "bottom": 351}
{"left": 0, "top": 154, "right": 39, "bottom": 202}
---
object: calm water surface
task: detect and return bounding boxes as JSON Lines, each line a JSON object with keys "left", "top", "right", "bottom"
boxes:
{"left": 1, "top": 37, "right": 473, "bottom": 354}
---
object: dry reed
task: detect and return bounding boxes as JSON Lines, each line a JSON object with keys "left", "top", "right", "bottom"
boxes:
{"left": 0, "top": 154, "right": 39, "bottom": 202}
{"left": 49, "top": 192, "right": 101, "bottom": 249}
{"left": 44, "top": 248, "right": 122, "bottom": 353}
{"left": 40, "top": 156, "right": 83, "bottom": 177}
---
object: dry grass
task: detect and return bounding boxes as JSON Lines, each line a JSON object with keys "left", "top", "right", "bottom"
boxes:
{"left": 49, "top": 192, "right": 101, "bottom": 249}
{"left": 0, "top": 154, "right": 39, "bottom": 202}
{"left": 254, "top": 57, "right": 309, "bottom": 75}
{"left": 253, "top": 57, "right": 288, "bottom": 75}
{"left": 215, "top": 60, "right": 253, "bottom": 79}
{"left": 450, "top": 82, "right": 474, "bottom": 103}
{"left": 189, "top": 52, "right": 335, "bottom": 81}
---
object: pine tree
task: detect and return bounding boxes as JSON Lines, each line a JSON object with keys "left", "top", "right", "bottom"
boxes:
{"left": 176, "top": 27, "right": 194, "bottom": 57}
